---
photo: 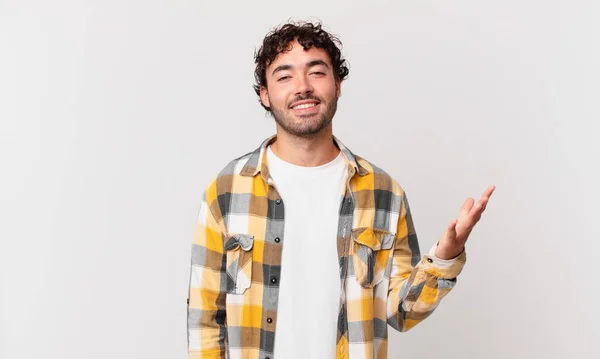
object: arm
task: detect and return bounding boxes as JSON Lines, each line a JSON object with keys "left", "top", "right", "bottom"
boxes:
{"left": 387, "top": 185, "right": 495, "bottom": 331}
{"left": 187, "top": 191, "right": 228, "bottom": 358}
{"left": 386, "top": 193, "right": 467, "bottom": 332}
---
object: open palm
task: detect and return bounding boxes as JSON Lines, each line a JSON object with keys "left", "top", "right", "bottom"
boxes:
{"left": 434, "top": 185, "right": 496, "bottom": 260}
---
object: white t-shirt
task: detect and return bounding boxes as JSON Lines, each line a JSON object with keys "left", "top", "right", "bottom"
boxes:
{"left": 266, "top": 145, "right": 347, "bottom": 359}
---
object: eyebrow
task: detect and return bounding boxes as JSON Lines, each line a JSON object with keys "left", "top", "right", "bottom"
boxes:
{"left": 306, "top": 60, "right": 329, "bottom": 69}
{"left": 271, "top": 60, "right": 330, "bottom": 76}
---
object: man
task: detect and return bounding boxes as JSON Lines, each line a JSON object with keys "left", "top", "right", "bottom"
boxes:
{"left": 187, "top": 21, "right": 495, "bottom": 359}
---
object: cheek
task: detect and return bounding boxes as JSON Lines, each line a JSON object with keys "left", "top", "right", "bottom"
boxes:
{"left": 319, "top": 81, "right": 338, "bottom": 99}
{"left": 270, "top": 89, "right": 290, "bottom": 107}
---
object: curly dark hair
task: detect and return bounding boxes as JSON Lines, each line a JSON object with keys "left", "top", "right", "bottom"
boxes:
{"left": 253, "top": 20, "right": 350, "bottom": 111}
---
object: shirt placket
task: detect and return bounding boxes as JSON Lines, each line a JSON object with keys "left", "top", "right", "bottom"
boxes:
{"left": 336, "top": 166, "right": 356, "bottom": 359}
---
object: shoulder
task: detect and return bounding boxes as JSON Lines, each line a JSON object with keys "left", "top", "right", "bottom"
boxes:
{"left": 353, "top": 154, "right": 406, "bottom": 197}
{"left": 202, "top": 150, "right": 256, "bottom": 203}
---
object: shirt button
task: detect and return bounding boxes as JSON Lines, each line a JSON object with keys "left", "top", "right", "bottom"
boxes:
{"left": 267, "top": 317, "right": 273, "bottom": 323}
{"left": 274, "top": 237, "right": 280, "bottom": 243}
{"left": 276, "top": 199, "right": 281, "bottom": 205}
{"left": 270, "top": 276, "right": 278, "bottom": 284}
{"left": 427, "top": 258, "right": 433, "bottom": 263}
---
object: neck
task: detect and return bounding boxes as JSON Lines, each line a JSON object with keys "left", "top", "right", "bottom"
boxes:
{"left": 270, "top": 126, "right": 340, "bottom": 167}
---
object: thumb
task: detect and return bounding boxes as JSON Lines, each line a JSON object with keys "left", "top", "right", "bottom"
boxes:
{"left": 447, "top": 219, "right": 458, "bottom": 241}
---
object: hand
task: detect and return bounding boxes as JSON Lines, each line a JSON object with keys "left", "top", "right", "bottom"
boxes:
{"left": 434, "top": 185, "right": 496, "bottom": 260}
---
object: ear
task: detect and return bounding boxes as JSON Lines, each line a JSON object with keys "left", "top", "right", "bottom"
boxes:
{"left": 336, "top": 78, "right": 342, "bottom": 97}
{"left": 260, "top": 86, "right": 271, "bottom": 108}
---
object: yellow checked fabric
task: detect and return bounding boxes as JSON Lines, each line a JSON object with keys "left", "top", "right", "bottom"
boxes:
{"left": 187, "top": 135, "right": 467, "bottom": 359}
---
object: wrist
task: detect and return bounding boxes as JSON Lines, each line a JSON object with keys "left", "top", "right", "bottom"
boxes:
{"left": 434, "top": 243, "right": 465, "bottom": 260}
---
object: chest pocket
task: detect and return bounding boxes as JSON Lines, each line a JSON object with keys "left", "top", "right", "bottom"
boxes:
{"left": 224, "top": 233, "right": 254, "bottom": 294}
{"left": 351, "top": 227, "right": 396, "bottom": 288}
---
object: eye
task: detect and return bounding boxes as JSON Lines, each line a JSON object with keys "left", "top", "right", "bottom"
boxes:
{"left": 311, "top": 71, "right": 325, "bottom": 76}
{"left": 277, "top": 75, "right": 291, "bottom": 82}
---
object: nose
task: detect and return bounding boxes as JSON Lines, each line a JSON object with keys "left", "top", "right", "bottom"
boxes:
{"left": 294, "top": 74, "right": 313, "bottom": 96}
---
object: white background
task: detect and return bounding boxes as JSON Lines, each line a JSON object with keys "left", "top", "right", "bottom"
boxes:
{"left": 1, "top": 0, "right": 598, "bottom": 358}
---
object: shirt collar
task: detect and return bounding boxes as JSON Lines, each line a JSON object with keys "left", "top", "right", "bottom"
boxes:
{"left": 240, "top": 134, "right": 370, "bottom": 180}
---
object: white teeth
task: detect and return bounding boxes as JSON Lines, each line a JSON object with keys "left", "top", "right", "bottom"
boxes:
{"left": 294, "top": 103, "right": 316, "bottom": 110}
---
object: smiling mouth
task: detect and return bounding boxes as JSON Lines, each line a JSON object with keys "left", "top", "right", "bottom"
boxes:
{"left": 292, "top": 102, "right": 318, "bottom": 110}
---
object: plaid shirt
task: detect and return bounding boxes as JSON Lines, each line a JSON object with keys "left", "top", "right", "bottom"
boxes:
{"left": 187, "top": 135, "right": 467, "bottom": 359}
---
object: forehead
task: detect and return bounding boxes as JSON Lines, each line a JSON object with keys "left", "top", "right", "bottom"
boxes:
{"left": 268, "top": 40, "right": 332, "bottom": 69}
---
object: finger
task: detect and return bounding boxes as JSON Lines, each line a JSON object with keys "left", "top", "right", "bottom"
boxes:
{"left": 470, "top": 193, "right": 491, "bottom": 216}
{"left": 474, "top": 196, "right": 488, "bottom": 214}
{"left": 467, "top": 186, "right": 495, "bottom": 217}
{"left": 460, "top": 198, "right": 475, "bottom": 216}
{"left": 481, "top": 196, "right": 489, "bottom": 211}
{"left": 469, "top": 199, "right": 481, "bottom": 216}
{"left": 483, "top": 185, "right": 496, "bottom": 199}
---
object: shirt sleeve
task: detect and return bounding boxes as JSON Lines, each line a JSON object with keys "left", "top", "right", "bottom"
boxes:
{"left": 427, "top": 241, "right": 463, "bottom": 267}
{"left": 187, "top": 190, "right": 228, "bottom": 359}
{"left": 387, "top": 192, "right": 467, "bottom": 332}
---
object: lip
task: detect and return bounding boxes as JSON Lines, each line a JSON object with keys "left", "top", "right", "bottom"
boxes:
{"left": 289, "top": 99, "right": 320, "bottom": 109}
{"left": 291, "top": 102, "right": 320, "bottom": 116}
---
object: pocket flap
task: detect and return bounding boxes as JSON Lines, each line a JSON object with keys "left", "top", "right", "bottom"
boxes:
{"left": 224, "top": 233, "right": 254, "bottom": 294}
{"left": 351, "top": 227, "right": 395, "bottom": 251}
{"left": 224, "top": 233, "right": 254, "bottom": 252}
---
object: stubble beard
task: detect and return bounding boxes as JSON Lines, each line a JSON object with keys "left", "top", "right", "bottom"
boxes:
{"left": 269, "top": 96, "right": 338, "bottom": 139}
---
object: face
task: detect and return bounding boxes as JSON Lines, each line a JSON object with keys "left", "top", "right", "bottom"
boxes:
{"left": 260, "top": 40, "right": 341, "bottom": 138}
